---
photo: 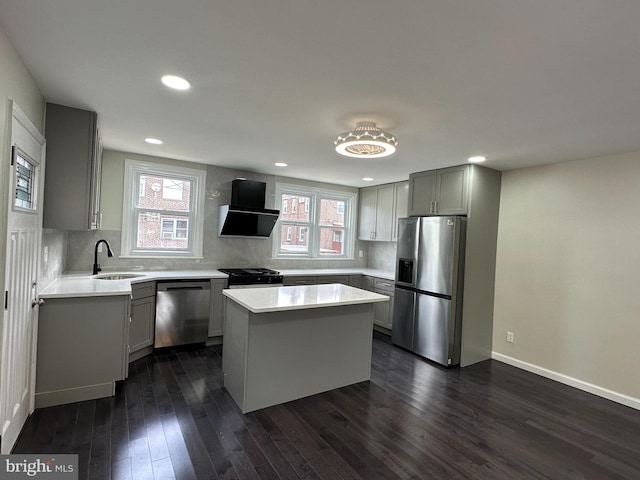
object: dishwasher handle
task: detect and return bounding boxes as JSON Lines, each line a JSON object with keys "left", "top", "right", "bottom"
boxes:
{"left": 157, "top": 281, "right": 211, "bottom": 292}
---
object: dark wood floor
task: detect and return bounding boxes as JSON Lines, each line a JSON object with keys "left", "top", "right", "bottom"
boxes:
{"left": 14, "top": 333, "right": 640, "bottom": 479}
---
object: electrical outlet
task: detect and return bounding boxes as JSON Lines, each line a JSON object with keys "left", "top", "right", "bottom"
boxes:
{"left": 359, "top": 250, "right": 364, "bottom": 258}
{"left": 506, "top": 331, "right": 514, "bottom": 343}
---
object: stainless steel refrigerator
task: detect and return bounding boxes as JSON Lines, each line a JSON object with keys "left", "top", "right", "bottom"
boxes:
{"left": 391, "top": 216, "right": 466, "bottom": 366}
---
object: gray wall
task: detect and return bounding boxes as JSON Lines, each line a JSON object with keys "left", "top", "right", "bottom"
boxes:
{"left": 65, "top": 150, "right": 369, "bottom": 272}
{"left": 493, "top": 150, "right": 640, "bottom": 401}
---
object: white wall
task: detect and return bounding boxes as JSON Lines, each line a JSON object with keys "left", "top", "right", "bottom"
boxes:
{"left": 0, "top": 27, "right": 45, "bottom": 311}
{"left": 493, "top": 151, "right": 640, "bottom": 402}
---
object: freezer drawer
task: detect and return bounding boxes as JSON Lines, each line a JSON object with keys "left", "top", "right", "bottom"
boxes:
{"left": 414, "top": 294, "right": 456, "bottom": 366}
{"left": 155, "top": 281, "right": 211, "bottom": 348}
{"left": 391, "top": 287, "right": 415, "bottom": 350}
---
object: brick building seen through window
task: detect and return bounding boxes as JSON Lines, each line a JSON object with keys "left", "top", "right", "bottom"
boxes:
{"left": 279, "top": 194, "right": 344, "bottom": 255}
{"left": 136, "top": 175, "right": 191, "bottom": 249}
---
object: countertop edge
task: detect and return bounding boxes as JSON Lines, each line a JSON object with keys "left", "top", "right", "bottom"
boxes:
{"left": 39, "top": 268, "right": 394, "bottom": 298}
{"left": 223, "top": 284, "right": 389, "bottom": 314}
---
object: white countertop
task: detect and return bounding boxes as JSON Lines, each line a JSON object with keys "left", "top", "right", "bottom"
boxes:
{"left": 39, "top": 270, "right": 227, "bottom": 298}
{"left": 39, "top": 268, "right": 395, "bottom": 298}
{"left": 223, "top": 283, "right": 389, "bottom": 314}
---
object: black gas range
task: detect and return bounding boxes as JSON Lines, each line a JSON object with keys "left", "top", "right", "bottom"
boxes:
{"left": 218, "top": 268, "right": 284, "bottom": 287}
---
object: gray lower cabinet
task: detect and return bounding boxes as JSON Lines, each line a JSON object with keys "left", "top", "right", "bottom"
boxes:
{"left": 36, "top": 295, "right": 129, "bottom": 408}
{"left": 283, "top": 276, "right": 317, "bottom": 286}
{"left": 363, "top": 275, "right": 374, "bottom": 292}
{"left": 208, "top": 278, "right": 228, "bottom": 337}
{"left": 284, "top": 275, "right": 364, "bottom": 288}
{"left": 372, "top": 278, "right": 395, "bottom": 331}
{"left": 316, "top": 275, "right": 349, "bottom": 285}
{"left": 129, "top": 281, "right": 156, "bottom": 362}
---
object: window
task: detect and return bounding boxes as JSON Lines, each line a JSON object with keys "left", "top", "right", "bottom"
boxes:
{"left": 161, "top": 218, "right": 188, "bottom": 240}
{"left": 162, "top": 178, "right": 184, "bottom": 200}
{"left": 13, "top": 148, "right": 38, "bottom": 211}
{"left": 121, "top": 159, "right": 205, "bottom": 257}
{"left": 273, "top": 183, "right": 356, "bottom": 259}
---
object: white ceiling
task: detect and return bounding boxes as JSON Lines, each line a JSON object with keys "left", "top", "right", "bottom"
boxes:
{"left": 1, "top": 0, "right": 640, "bottom": 187}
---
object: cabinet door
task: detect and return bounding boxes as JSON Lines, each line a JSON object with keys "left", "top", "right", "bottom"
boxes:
{"left": 130, "top": 296, "right": 155, "bottom": 353}
{"left": 409, "top": 171, "right": 437, "bottom": 216}
{"left": 362, "top": 276, "right": 374, "bottom": 292}
{"left": 358, "top": 187, "right": 377, "bottom": 240}
{"left": 43, "top": 103, "right": 102, "bottom": 230}
{"left": 374, "top": 184, "right": 394, "bottom": 241}
{"left": 208, "top": 279, "right": 227, "bottom": 337}
{"left": 435, "top": 165, "right": 468, "bottom": 215}
{"left": 88, "top": 122, "right": 103, "bottom": 229}
{"left": 373, "top": 299, "right": 390, "bottom": 328}
{"left": 392, "top": 181, "right": 409, "bottom": 241}
{"left": 348, "top": 275, "right": 363, "bottom": 288}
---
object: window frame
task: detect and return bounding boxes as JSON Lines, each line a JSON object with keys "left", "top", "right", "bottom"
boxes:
{"left": 121, "top": 159, "right": 206, "bottom": 258}
{"left": 273, "top": 182, "right": 356, "bottom": 260}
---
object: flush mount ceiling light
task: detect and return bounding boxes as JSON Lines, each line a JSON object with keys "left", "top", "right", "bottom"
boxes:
{"left": 334, "top": 121, "right": 398, "bottom": 158}
{"left": 161, "top": 74, "right": 191, "bottom": 90}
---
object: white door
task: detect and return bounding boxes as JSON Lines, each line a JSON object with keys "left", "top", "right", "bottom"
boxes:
{"left": 0, "top": 103, "right": 45, "bottom": 453}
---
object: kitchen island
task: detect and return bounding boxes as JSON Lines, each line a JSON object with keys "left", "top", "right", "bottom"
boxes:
{"left": 222, "top": 283, "right": 389, "bottom": 413}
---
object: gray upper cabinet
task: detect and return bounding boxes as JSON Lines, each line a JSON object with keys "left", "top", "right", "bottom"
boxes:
{"left": 43, "top": 103, "right": 103, "bottom": 230}
{"left": 409, "top": 165, "right": 468, "bottom": 216}
{"left": 358, "top": 183, "right": 403, "bottom": 241}
{"left": 392, "top": 181, "right": 409, "bottom": 241}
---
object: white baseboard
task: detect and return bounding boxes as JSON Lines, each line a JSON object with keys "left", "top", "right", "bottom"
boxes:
{"left": 491, "top": 351, "right": 640, "bottom": 411}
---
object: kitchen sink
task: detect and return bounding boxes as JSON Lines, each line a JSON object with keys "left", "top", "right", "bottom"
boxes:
{"left": 95, "top": 274, "right": 144, "bottom": 280}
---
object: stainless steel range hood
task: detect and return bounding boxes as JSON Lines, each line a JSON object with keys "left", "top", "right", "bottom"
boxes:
{"left": 218, "top": 180, "right": 280, "bottom": 238}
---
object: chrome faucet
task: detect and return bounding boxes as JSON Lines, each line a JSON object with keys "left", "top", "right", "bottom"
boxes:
{"left": 93, "top": 239, "right": 114, "bottom": 275}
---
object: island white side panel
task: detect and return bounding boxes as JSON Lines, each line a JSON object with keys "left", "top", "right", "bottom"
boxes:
{"left": 244, "top": 303, "right": 373, "bottom": 413}
{"left": 222, "top": 299, "right": 250, "bottom": 411}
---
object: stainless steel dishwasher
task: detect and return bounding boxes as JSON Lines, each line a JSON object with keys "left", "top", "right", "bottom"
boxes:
{"left": 154, "top": 280, "right": 211, "bottom": 348}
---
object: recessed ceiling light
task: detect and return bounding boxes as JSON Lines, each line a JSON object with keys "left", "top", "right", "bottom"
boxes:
{"left": 144, "top": 137, "right": 163, "bottom": 145}
{"left": 362, "top": 177, "right": 374, "bottom": 182}
{"left": 161, "top": 75, "right": 191, "bottom": 90}
{"left": 274, "top": 162, "right": 288, "bottom": 167}
{"left": 468, "top": 156, "right": 486, "bottom": 163}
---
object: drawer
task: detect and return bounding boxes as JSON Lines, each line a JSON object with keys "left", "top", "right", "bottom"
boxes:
{"left": 131, "top": 281, "right": 156, "bottom": 300}
{"left": 373, "top": 278, "right": 394, "bottom": 292}
{"left": 283, "top": 276, "right": 317, "bottom": 286}
{"left": 316, "top": 275, "right": 349, "bottom": 285}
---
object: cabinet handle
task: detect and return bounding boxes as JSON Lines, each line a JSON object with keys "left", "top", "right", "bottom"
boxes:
{"left": 434, "top": 200, "right": 438, "bottom": 213}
